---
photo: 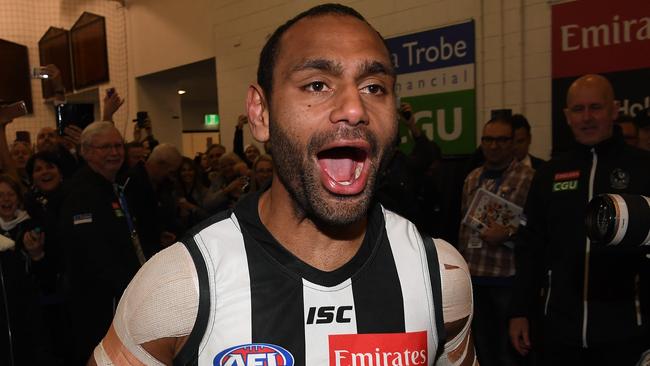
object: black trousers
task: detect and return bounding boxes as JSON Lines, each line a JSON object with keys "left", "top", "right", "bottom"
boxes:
{"left": 472, "top": 283, "right": 526, "bottom": 366}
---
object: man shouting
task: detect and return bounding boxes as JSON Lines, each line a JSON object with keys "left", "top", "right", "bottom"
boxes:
{"left": 90, "top": 4, "right": 475, "bottom": 366}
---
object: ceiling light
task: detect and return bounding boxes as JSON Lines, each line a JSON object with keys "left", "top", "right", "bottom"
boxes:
{"left": 177, "top": 89, "right": 186, "bottom": 95}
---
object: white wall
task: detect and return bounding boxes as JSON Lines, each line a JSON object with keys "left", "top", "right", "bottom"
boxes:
{"left": 134, "top": 76, "right": 183, "bottom": 148}
{"left": 123, "top": 0, "right": 217, "bottom": 151}
{"left": 181, "top": 100, "right": 218, "bottom": 131}
{"left": 124, "top": 0, "right": 216, "bottom": 78}
{"left": 124, "top": 0, "right": 554, "bottom": 158}
{"left": 0, "top": 0, "right": 130, "bottom": 142}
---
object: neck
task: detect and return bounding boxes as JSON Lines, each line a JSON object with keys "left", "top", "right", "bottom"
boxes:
{"left": 258, "top": 179, "right": 367, "bottom": 272}
{"left": 484, "top": 158, "right": 512, "bottom": 171}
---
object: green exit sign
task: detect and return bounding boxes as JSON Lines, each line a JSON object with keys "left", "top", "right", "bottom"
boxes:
{"left": 204, "top": 114, "right": 220, "bottom": 127}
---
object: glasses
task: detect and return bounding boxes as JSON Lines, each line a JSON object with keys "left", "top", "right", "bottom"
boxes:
{"left": 481, "top": 136, "right": 512, "bottom": 145}
{"left": 89, "top": 143, "right": 124, "bottom": 152}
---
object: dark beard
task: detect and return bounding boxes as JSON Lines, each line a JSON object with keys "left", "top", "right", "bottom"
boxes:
{"left": 270, "top": 119, "right": 393, "bottom": 227}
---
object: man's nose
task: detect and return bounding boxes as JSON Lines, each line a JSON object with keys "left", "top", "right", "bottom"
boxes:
{"left": 329, "top": 85, "right": 369, "bottom": 127}
{"left": 581, "top": 107, "right": 595, "bottom": 121}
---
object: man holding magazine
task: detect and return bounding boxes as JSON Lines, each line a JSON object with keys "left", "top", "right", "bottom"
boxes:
{"left": 458, "top": 116, "right": 535, "bottom": 366}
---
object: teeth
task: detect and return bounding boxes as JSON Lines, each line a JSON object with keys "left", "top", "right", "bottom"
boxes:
{"left": 354, "top": 162, "right": 363, "bottom": 179}
{"left": 336, "top": 162, "right": 363, "bottom": 186}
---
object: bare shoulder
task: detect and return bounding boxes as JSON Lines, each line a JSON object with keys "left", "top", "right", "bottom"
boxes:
{"left": 432, "top": 239, "right": 477, "bottom": 366}
{"left": 92, "top": 243, "right": 200, "bottom": 365}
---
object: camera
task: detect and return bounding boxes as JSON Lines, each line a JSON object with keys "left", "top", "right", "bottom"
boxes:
{"left": 32, "top": 66, "right": 50, "bottom": 79}
{"left": 398, "top": 103, "right": 412, "bottom": 120}
{"left": 585, "top": 194, "right": 650, "bottom": 247}
{"left": 133, "top": 111, "right": 148, "bottom": 128}
{"left": 241, "top": 176, "right": 251, "bottom": 194}
{"left": 55, "top": 103, "right": 94, "bottom": 135}
{"left": 0, "top": 101, "right": 28, "bottom": 121}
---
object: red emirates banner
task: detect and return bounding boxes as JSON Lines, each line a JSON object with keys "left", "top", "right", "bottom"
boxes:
{"left": 551, "top": 0, "right": 650, "bottom": 154}
{"left": 552, "top": 0, "right": 650, "bottom": 78}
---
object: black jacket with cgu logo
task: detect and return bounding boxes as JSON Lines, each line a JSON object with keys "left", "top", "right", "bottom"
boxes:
{"left": 511, "top": 132, "right": 650, "bottom": 348}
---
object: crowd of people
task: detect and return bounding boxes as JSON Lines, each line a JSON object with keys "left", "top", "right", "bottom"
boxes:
{"left": 0, "top": 80, "right": 278, "bottom": 364}
{"left": 1, "top": 4, "right": 649, "bottom": 366}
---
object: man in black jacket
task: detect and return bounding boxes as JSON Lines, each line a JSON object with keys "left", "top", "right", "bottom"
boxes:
{"left": 124, "top": 143, "right": 182, "bottom": 258}
{"left": 509, "top": 74, "right": 650, "bottom": 365}
{"left": 59, "top": 122, "right": 143, "bottom": 365}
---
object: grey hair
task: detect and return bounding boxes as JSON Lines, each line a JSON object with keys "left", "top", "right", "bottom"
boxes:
{"left": 147, "top": 143, "right": 182, "bottom": 165}
{"left": 80, "top": 121, "right": 121, "bottom": 157}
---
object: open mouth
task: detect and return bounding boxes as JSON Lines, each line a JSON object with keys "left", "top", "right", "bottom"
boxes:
{"left": 316, "top": 143, "right": 370, "bottom": 195}
{"left": 0, "top": 203, "right": 14, "bottom": 211}
{"left": 38, "top": 175, "right": 54, "bottom": 184}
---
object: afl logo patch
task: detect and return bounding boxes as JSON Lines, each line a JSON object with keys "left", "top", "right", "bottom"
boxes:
{"left": 214, "top": 343, "right": 294, "bottom": 366}
{"left": 610, "top": 168, "right": 630, "bottom": 190}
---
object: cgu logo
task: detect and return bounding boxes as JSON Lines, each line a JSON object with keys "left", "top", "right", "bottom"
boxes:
{"left": 214, "top": 343, "right": 294, "bottom": 366}
{"left": 553, "top": 180, "right": 578, "bottom": 192}
{"left": 416, "top": 109, "right": 463, "bottom": 142}
{"left": 306, "top": 306, "right": 353, "bottom": 324}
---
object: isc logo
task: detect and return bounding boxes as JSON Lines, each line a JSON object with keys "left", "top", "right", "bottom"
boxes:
{"left": 306, "top": 305, "right": 353, "bottom": 324}
{"left": 214, "top": 343, "right": 294, "bottom": 366}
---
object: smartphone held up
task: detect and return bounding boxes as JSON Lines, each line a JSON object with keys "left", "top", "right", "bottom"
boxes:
{"left": 0, "top": 101, "right": 28, "bottom": 123}
{"left": 32, "top": 66, "right": 50, "bottom": 79}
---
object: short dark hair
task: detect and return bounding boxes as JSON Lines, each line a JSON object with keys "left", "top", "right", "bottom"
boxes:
{"left": 125, "top": 141, "right": 143, "bottom": 151}
{"left": 25, "top": 151, "right": 64, "bottom": 184}
{"left": 485, "top": 116, "right": 514, "bottom": 137}
{"left": 257, "top": 3, "right": 371, "bottom": 100}
{"left": 510, "top": 114, "right": 531, "bottom": 135}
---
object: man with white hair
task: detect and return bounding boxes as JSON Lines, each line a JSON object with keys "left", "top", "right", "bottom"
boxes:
{"left": 125, "top": 143, "right": 183, "bottom": 258}
{"left": 58, "top": 121, "right": 145, "bottom": 365}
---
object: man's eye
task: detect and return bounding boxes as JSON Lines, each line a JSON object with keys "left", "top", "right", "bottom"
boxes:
{"left": 361, "top": 84, "right": 385, "bottom": 95}
{"left": 304, "top": 81, "right": 329, "bottom": 92}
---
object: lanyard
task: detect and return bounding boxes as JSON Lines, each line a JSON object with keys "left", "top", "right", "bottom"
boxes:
{"left": 114, "top": 180, "right": 146, "bottom": 265}
{"left": 115, "top": 185, "right": 136, "bottom": 236}
{"left": 479, "top": 169, "right": 506, "bottom": 195}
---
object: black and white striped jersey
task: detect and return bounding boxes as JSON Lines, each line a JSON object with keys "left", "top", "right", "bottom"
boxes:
{"left": 173, "top": 193, "right": 446, "bottom": 366}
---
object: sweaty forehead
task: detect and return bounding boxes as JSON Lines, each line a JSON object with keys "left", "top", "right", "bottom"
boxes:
{"left": 275, "top": 14, "right": 391, "bottom": 75}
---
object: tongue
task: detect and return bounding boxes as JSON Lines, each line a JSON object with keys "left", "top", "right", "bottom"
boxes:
{"left": 319, "top": 158, "right": 356, "bottom": 183}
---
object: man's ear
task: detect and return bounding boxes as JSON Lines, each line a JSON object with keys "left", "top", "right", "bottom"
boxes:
{"left": 246, "top": 84, "right": 270, "bottom": 143}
